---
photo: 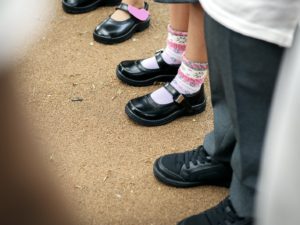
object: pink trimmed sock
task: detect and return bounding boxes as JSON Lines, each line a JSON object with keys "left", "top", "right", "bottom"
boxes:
{"left": 141, "top": 25, "right": 187, "bottom": 70}
{"left": 150, "top": 53, "right": 208, "bottom": 105}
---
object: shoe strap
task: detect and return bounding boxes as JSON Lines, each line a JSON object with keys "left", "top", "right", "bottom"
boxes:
{"left": 116, "top": 2, "right": 150, "bottom": 21}
{"left": 154, "top": 49, "right": 171, "bottom": 70}
{"left": 164, "top": 83, "right": 193, "bottom": 112}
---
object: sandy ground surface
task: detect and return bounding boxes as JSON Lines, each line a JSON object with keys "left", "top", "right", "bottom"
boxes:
{"left": 17, "top": 1, "right": 228, "bottom": 224}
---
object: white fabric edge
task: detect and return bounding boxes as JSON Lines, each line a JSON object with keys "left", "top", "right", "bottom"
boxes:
{"left": 200, "top": 0, "right": 295, "bottom": 47}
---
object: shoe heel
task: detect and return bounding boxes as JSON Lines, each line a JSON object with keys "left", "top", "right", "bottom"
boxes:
{"left": 186, "top": 101, "right": 206, "bottom": 116}
{"left": 136, "top": 20, "right": 150, "bottom": 32}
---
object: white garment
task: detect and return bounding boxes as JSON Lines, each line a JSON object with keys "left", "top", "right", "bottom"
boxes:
{"left": 0, "top": 0, "right": 54, "bottom": 67}
{"left": 256, "top": 25, "right": 300, "bottom": 225}
{"left": 200, "top": 0, "right": 300, "bottom": 47}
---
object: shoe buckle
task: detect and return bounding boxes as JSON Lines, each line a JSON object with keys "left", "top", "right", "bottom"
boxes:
{"left": 175, "top": 94, "right": 185, "bottom": 104}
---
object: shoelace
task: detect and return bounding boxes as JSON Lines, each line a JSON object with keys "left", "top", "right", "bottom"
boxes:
{"left": 183, "top": 146, "right": 211, "bottom": 169}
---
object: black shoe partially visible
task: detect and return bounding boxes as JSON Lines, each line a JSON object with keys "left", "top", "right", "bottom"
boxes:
{"left": 93, "top": 2, "right": 150, "bottom": 44}
{"left": 125, "top": 83, "right": 206, "bottom": 126}
{"left": 153, "top": 146, "right": 232, "bottom": 187}
{"left": 178, "top": 197, "right": 253, "bottom": 225}
{"left": 116, "top": 50, "right": 179, "bottom": 86}
{"left": 62, "top": 0, "right": 121, "bottom": 14}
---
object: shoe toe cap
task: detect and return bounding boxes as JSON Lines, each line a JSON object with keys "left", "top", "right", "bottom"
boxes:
{"left": 126, "top": 97, "right": 148, "bottom": 117}
{"left": 119, "top": 60, "right": 140, "bottom": 74}
{"left": 63, "top": 0, "right": 82, "bottom": 6}
{"left": 128, "top": 95, "right": 162, "bottom": 116}
{"left": 64, "top": 0, "right": 76, "bottom": 5}
{"left": 155, "top": 156, "right": 185, "bottom": 181}
{"left": 94, "top": 24, "right": 112, "bottom": 38}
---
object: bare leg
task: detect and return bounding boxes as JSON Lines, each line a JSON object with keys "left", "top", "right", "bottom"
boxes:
{"left": 185, "top": 4, "right": 207, "bottom": 62}
{"left": 169, "top": 4, "right": 190, "bottom": 32}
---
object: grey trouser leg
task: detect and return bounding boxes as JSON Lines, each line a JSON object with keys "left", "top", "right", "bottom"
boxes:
{"left": 203, "top": 14, "right": 284, "bottom": 217}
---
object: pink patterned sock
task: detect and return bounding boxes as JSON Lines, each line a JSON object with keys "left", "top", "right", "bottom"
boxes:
{"left": 141, "top": 25, "right": 187, "bottom": 69}
{"left": 150, "top": 53, "right": 208, "bottom": 105}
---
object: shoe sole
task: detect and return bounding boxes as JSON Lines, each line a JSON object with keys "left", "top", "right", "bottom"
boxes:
{"left": 125, "top": 99, "right": 206, "bottom": 127}
{"left": 93, "top": 19, "right": 150, "bottom": 45}
{"left": 153, "top": 159, "right": 231, "bottom": 188}
{"left": 116, "top": 67, "right": 176, "bottom": 87}
{"left": 62, "top": 0, "right": 121, "bottom": 14}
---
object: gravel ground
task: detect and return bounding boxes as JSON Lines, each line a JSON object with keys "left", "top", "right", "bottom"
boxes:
{"left": 18, "top": 1, "right": 227, "bottom": 224}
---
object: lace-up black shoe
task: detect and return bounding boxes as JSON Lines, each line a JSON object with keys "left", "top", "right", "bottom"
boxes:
{"left": 178, "top": 197, "right": 253, "bottom": 225}
{"left": 153, "top": 146, "right": 232, "bottom": 187}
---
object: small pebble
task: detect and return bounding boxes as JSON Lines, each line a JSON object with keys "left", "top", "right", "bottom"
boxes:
{"left": 71, "top": 97, "right": 84, "bottom": 102}
{"left": 115, "top": 194, "right": 122, "bottom": 198}
{"left": 74, "top": 185, "right": 83, "bottom": 190}
{"left": 50, "top": 153, "right": 54, "bottom": 161}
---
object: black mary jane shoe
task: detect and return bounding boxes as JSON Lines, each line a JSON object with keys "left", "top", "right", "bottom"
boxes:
{"left": 116, "top": 49, "right": 180, "bottom": 87}
{"left": 93, "top": 2, "right": 150, "bottom": 44}
{"left": 125, "top": 83, "right": 206, "bottom": 126}
{"left": 62, "top": 0, "right": 121, "bottom": 14}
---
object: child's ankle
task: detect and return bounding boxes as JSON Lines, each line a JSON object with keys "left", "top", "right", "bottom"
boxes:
{"left": 123, "top": 0, "right": 144, "bottom": 8}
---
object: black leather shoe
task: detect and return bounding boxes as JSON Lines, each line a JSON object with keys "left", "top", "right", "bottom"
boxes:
{"left": 116, "top": 50, "right": 179, "bottom": 86}
{"left": 125, "top": 83, "right": 206, "bottom": 126}
{"left": 62, "top": 0, "right": 121, "bottom": 14}
{"left": 178, "top": 197, "right": 253, "bottom": 225}
{"left": 153, "top": 146, "right": 232, "bottom": 187}
{"left": 93, "top": 2, "right": 150, "bottom": 44}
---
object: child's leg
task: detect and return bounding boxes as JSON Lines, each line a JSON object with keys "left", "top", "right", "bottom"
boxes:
{"left": 169, "top": 4, "right": 190, "bottom": 32}
{"left": 185, "top": 4, "right": 207, "bottom": 62}
{"left": 141, "top": 4, "right": 190, "bottom": 69}
{"left": 151, "top": 3, "right": 208, "bottom": 104}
